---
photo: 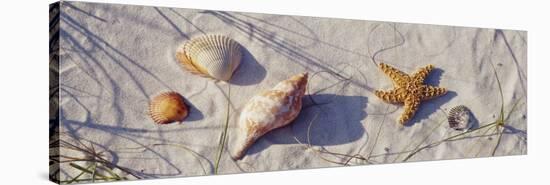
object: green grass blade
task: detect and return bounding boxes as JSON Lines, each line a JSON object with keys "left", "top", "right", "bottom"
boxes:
{"left": 66, "top": 164, "right": 93, "bottom": 184}
{"left": 214, "top": 84, "right": 231, "bottom": 174}
{"left": 69, "top": 163, "right": 108, "bottom": 179}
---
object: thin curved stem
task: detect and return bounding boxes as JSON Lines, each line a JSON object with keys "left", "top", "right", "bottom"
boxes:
{"left": 214, "top": 83, "right": 231, "bottom": 174}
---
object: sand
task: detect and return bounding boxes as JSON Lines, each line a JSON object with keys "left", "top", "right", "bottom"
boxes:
{"left": 54, "top": 1, "right": 527, "bottom": 181}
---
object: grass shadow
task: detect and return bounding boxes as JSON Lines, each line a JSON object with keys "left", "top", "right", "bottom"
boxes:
{"left": 200, "top": 10, "right": 374, "bottom": 90}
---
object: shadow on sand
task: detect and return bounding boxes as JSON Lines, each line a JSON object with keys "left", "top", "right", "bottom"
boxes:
{"left": 239, "top": 94, "right": 368, "bottom": 156}
{"left": 230, "top": 46, "right": 267, "bottom": 86}
{"left": 404, "top": 68, "right": 457, "bottom": 127}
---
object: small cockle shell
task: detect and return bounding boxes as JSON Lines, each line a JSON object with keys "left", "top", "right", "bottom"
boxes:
{"left": 148, "top": 92, "right": 189, "bottom": 124}
{"left": 232, "top": 72, "right": 309, "bottom": 159}
{"left": 176, "top": 35, "right": 242, "bottom": 81}
{"left": 448, "top": 105, "right": 473, "bottom": 131}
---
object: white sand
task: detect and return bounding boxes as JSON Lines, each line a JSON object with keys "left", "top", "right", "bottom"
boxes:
{"left": 56, "top": 1, "right": 527, "bottom": 180}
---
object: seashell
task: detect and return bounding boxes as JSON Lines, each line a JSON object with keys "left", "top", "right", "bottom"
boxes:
{"left": 447, "top": 105, "right": 473, "bottom": 131}
{"left": 232, "top": 72, "right": 309, "bottom": 159}
{"left": 176, "top": 35, "right": 242, "bottom": 81}
{"left": 149, "top": 92, "right": 189, "bottom": 124}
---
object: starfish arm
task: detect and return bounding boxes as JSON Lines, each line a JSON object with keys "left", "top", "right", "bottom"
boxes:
{"left": 412, "top": 64, "right": 434, "bottom": 84}
{"left": 420, "top": 85, "right": 447, "bottom": 100}
{"left": 374, "top": 89, "right": 405, "bottom": 103}
{"left": 399, "top": 97, "right": 420, "bottom": 125}
{"left": 379, "top": 63, "right": 410, "bottom": 86}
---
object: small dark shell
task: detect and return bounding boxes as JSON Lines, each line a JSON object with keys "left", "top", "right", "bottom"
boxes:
{"left": 448, "top": 105, "right": 473, "bottom": 131}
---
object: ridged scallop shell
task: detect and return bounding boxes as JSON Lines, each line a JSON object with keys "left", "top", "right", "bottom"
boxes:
{"left": 148, "top": 92, "right": 189, "bottom": 124}
{"left": 176, "top": 35, "right": 242, "bottom": 81}
{"left": 232, "top": 72, "right": 309, "bottom": 159}
{"left": 448, "top": 105, "right": 473, "bottom": 131}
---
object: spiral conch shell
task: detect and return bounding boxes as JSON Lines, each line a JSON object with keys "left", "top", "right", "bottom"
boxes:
{"left": 232, "top": 72, "right": 308, "bottom": 160}
{"left": 176, "top": 35, "right": 242, "bottom": 81}
{"left": 148, "top": 92, "right": 189, "bottom": 124}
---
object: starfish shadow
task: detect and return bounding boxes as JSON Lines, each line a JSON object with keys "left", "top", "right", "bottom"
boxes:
{"left": 404, "top": 91, "right": 457, "bottom": 127}
{"left": 424, "top": 68, "right": 444, "bottom": 86}
{"left": 404, "top": 68, "right": 456, "bottom": 127}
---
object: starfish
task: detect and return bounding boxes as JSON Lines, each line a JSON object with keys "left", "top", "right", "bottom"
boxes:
{"left": 374, "top": 63, "right": 447, "bottom": 125}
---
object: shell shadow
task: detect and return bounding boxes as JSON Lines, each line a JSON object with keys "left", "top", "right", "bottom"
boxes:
{"left": 182, "top": 99, "right": 204, "bottom": 122}
{"left": 242, "top": 94, "right": 367, "bottom": 156}
{"left": 230, "top": 47, "right": 267, "bottom": 86}
{"left": 465, "top": 109, "right": 480, "bottom": 130}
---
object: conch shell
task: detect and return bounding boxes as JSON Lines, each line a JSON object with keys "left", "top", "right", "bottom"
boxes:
{"left": 148, "top": 92, "right": 189, "bottom": 124}
{"left": 232, "top": 72, "right": 309, "bottom": 159}
{"left": 176, "top": 35, "right": 242, "bottom": 81}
